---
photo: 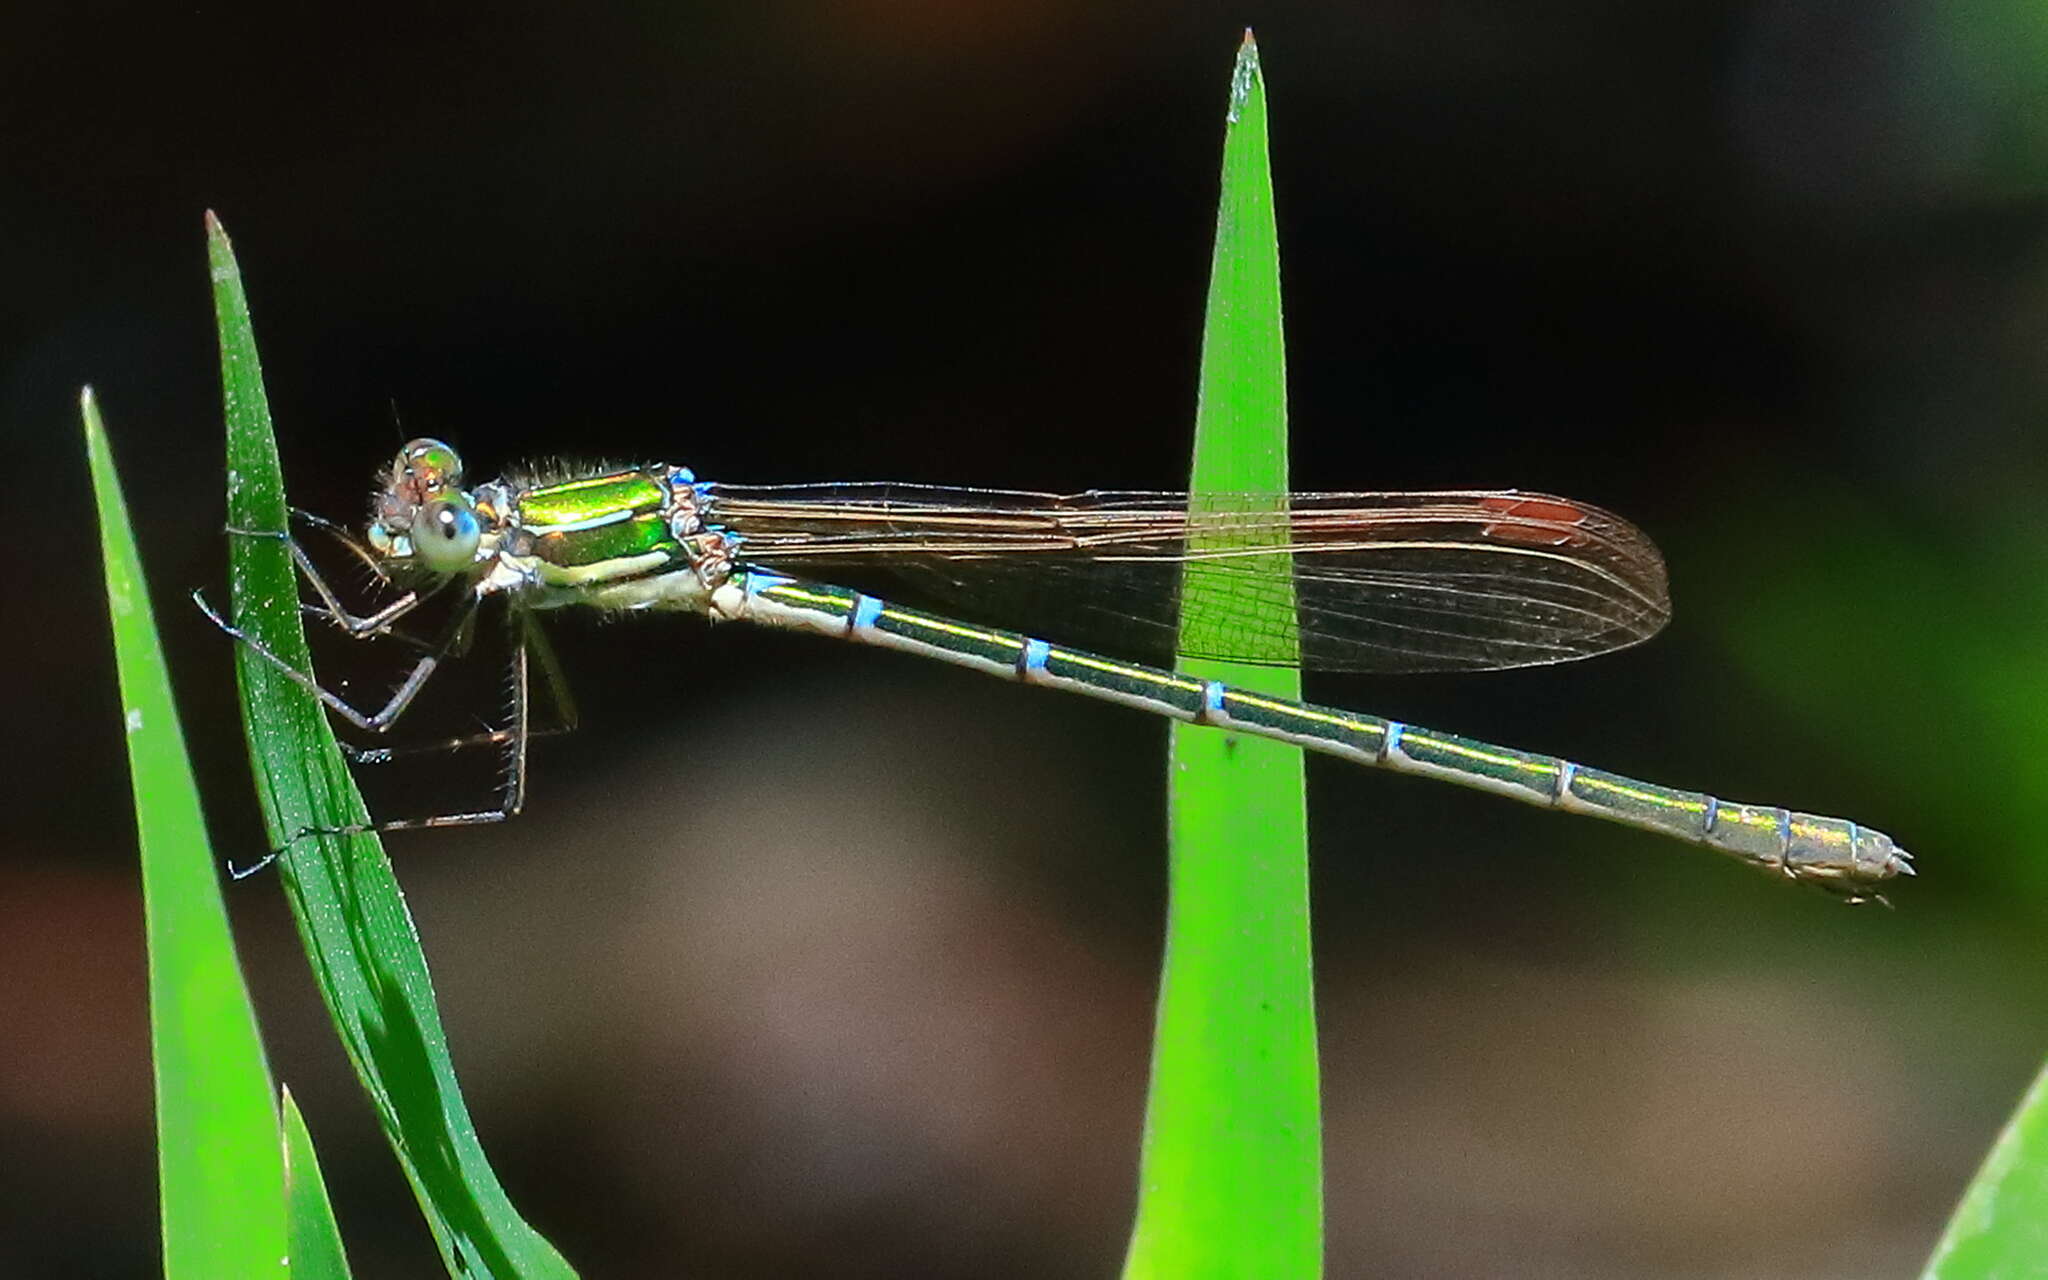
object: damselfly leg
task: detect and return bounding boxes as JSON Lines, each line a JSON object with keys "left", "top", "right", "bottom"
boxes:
{"left": 201, "top": 520, "right": 578, "bottom": 874}
{"left": 334, "top": 613, "right": 578, "bottom": 769}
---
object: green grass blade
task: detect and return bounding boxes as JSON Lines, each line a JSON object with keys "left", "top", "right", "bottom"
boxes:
{"left": 1922, "top": 1056, "right": 2048, "bottom": 1278}
{"left": 1126, "top": 32, "right": 1322, "bottom": 1279}
{"left": 208, "top": 212, "right": 576, "bottom": 1279}
{"left": 83, "top": 386, "right": 290, "bottom": 1280}
{"left": 282, "top": 1086, "right": 355, "bottom": 1280}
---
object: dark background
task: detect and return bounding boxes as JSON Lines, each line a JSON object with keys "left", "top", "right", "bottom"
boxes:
{"left": 8, "top": 2, "right": 2048, "bottom": 1275}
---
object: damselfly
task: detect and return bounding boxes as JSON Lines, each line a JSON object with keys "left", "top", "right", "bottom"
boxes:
{"left": 202, "top": 438, "right": 1912, "bottom": 899}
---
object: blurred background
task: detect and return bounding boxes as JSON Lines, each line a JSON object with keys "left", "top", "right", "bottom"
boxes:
{"left": 7, "top": 1, "right": 2048, "bottom": 1275}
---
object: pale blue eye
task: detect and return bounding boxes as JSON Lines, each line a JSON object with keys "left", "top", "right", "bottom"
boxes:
{"left": 412, "top": 497, "right": 481, "bottom": 571}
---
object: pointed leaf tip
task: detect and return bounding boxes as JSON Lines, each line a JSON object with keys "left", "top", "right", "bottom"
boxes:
{"left": 1228, "top": 32, "right": 1262, "bottom": 123}
{"left": 206, "top": 211, "right": 234, "bottom": 260}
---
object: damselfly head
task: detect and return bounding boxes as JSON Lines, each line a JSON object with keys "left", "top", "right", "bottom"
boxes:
{"left": 365, "top": 438, "right": 484, "bottom": 574}
{"left": 390, "top": 438, "right": 463, "bottom": 503}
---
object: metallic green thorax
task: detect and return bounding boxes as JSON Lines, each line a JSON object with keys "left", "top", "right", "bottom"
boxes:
{"left": 515, "top": 470, "right": 669, "bottom": 528}
{"left": 507, "top": 469, "right": 686, "bottom": 577}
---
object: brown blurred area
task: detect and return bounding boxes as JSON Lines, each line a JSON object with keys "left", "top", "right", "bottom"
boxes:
{"left": 7, "top": 2, "right": 2048, "bottom": 1275}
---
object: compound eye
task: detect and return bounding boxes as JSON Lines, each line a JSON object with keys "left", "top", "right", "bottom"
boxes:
{"left": 411, "top": 496, "right": 482, "bottom": 572}
{"left": 401, "top": 438, "right": 463, "bottom": 487}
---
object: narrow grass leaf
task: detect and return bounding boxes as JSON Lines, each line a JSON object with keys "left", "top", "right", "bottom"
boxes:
{"left": 1923, "top": 1055, "right": 2048, "bottom": 1278}
{"left": 209, "top": 212, "right": 575, "bottom": 1279}
{"left": 282, "top": 1086, "right": 355, "bottom": 1280}
{"left": 84, "top": 386, "right": 290, "bottom": 1279}
{"left": 1126, "top": 32, "right": 1322, "bottom": 1279}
